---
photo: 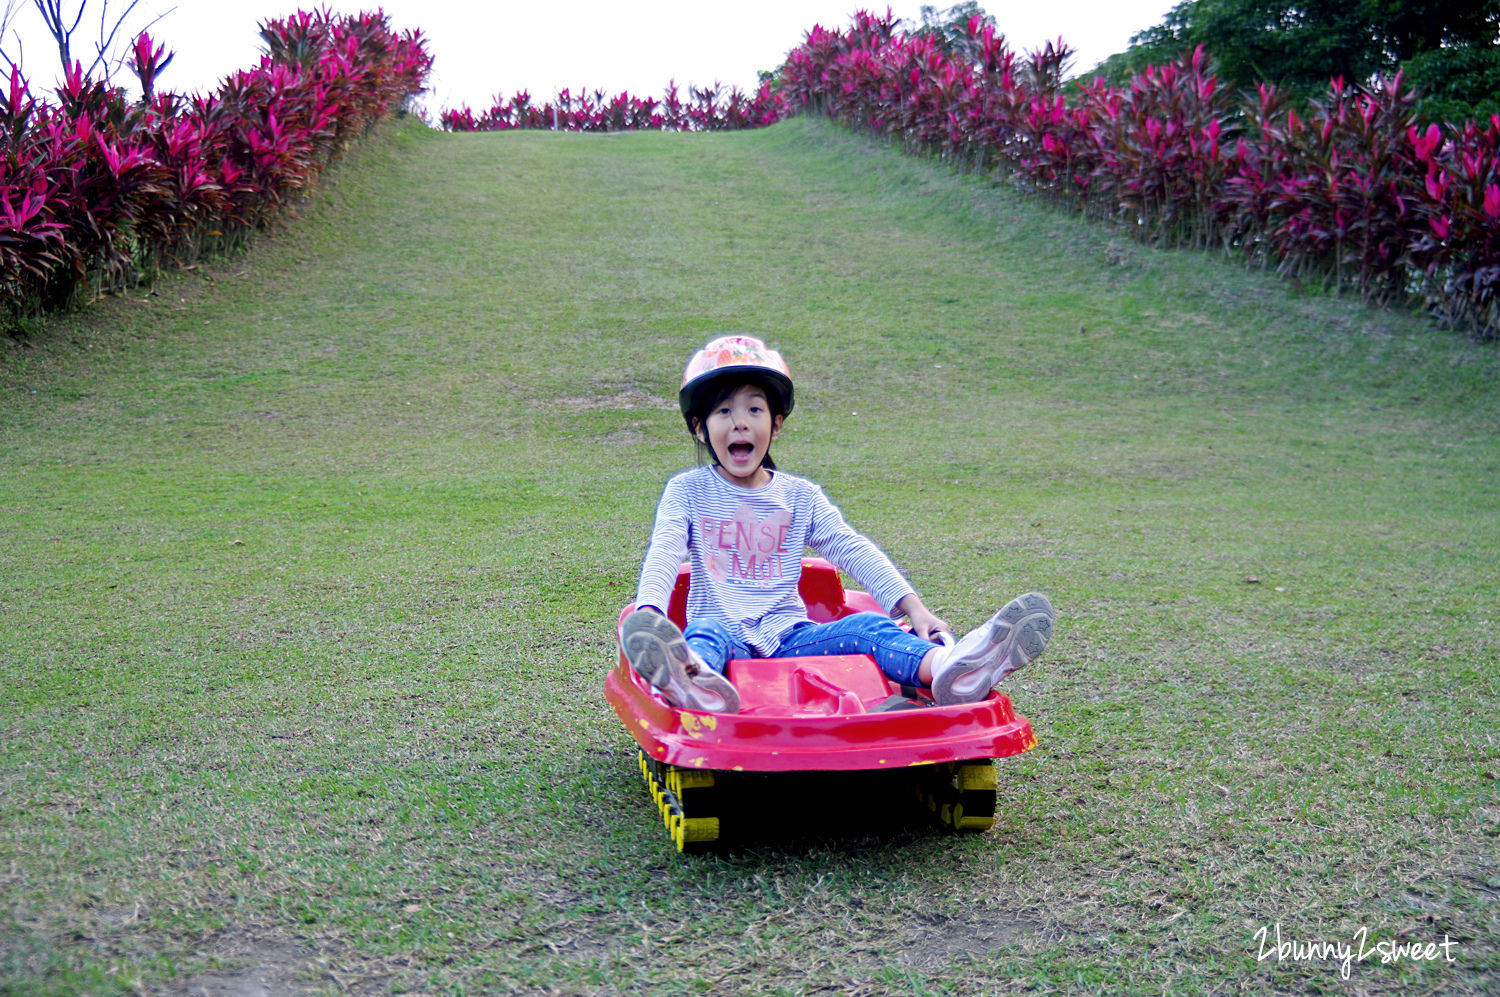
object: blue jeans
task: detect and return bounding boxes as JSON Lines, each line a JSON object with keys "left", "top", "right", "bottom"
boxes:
{"left": 684, "top": 612, "right": 936, "bottom": 686}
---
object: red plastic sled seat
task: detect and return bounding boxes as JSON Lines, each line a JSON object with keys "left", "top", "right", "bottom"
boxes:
{"left": 607, "top": 558, "right": 1038, "bottom": 849}
{"left": 606, "top": 559, "right": 1036, "bottom": 780}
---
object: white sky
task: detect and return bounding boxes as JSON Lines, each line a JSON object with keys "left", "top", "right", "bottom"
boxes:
{"left": 1, "top": 1, "right": 1178, "bottom": 116}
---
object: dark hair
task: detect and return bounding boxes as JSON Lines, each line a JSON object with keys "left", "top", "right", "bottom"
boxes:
{"left": 686, "top": 374, "right": 788, "bottom": 472}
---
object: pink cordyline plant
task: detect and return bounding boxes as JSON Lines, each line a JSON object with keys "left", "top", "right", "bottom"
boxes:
{"left": 0, "top": 8, "right": 431, "bottom": 326}
{"left": 440, "top": 79, "right": 787, "bottom": 134}
{"left": 774, "top": 9, "right": 1500, "bottom": 339}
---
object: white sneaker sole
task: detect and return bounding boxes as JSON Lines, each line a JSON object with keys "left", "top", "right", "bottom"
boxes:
{"left": 932, "top": 593, "right": 1054, "bottom": 706}
{"left": 621, "top": 610, "right": 741, "bottom": 714}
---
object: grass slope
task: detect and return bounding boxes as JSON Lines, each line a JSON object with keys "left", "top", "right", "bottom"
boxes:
{"left": 1, "top": 115, "right": 1497, "bottom": 996}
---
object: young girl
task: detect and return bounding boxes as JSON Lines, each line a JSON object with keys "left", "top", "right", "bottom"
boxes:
{"left": 621, "top": 335, "right": 1055, "bottom": 714}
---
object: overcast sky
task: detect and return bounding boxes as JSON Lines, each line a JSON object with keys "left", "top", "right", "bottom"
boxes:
{"left": 1, "top": 1, "right": 1178, "bottom": 115}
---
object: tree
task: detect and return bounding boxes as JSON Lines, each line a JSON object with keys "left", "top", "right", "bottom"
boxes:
{"left": 906, "top": 2, "right": 998, "bottom": 55}
{"left": 1088, "top": 0, "right": 1500, "bottom": 122}
{"left": 1364, "top": 0, "right": 1498, "bottom": 62}
{"left": 1402, "top": 43, "right": 1500, "bottom": 123}
{"left": 0, "top": 0, "right": 174, "bottom": 85}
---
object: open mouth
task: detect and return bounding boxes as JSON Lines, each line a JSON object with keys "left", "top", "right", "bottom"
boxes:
{"left": 726, "top": 442, "right": 755, "bottom": 461}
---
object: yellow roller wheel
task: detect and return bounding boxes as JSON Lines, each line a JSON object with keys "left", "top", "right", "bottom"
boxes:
{"left": 633, "top": 756, "right": 722, "bottom": 853}
{"left": 917, "top": 760, "right": 998, "bottom": 833}
{"left": 949, "top": 800, "right": 994, "bottom": 832}
{"left": 949, "top": 761, "right": 997, "bottom": 832}
{"left": 954, "top": 762, "right": 998, "bottom": 793}
{"left": 666, "top": 768, "right": 715, "bottom": 797}
{"left": 673, "top": 815, "right": 720, "bottom": 852}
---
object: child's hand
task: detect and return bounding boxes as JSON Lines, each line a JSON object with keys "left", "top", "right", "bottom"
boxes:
{"left": 896, "top": 593, "right": 950, "bottom": 643}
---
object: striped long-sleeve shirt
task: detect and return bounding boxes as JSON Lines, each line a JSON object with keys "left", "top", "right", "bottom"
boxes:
{"left": 635, "top": 465, "right": 916, "bottom": 656}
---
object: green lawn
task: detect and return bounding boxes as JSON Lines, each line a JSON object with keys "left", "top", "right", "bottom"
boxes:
{"left": 1, "top": 114, "right": 1496, "bottom": 996}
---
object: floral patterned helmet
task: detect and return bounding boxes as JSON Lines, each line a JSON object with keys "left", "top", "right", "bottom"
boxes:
{"left": 678, "top": 335, "right": 795, "bottom": 421}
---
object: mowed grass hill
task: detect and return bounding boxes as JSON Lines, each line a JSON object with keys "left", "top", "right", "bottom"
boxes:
{"left": 1, "top": 115, "right": 1496, "bottom": 996}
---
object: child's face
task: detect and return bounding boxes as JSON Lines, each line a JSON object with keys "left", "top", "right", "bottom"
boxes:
{"left": 700, "top": 383, "right": 782, "bottom": 488}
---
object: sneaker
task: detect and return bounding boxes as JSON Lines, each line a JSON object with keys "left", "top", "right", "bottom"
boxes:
{"left": 930, "top": 593, "right": 1055, "bottom": 706}
{"left": 620, "top": 609, "right": 741, "bottom": 714}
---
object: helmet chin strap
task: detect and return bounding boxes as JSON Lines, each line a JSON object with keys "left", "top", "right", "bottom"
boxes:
{"left": 697, "top": 428, "right": 724, "bottom": 467}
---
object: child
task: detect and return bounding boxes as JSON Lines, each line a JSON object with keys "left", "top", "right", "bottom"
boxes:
{"left": 621, "top": 335, "right": 1055, "bottom": 714}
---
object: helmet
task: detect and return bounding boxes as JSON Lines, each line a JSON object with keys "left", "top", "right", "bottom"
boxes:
{"left": 678, "top": 335, "right": 795, "bottom": 421}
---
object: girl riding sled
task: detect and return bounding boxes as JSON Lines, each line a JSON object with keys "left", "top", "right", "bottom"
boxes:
{"left": 621, "top": 335, "right": 1056, "bottom": 714}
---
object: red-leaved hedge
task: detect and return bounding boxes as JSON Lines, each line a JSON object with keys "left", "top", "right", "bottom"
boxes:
{"left": 1, "top": 8, "right": 431, "bottom": 327}
{"left": 439, "top": 81, "right": 787, "bottom": 133}
{"left": 777, "top": 11, "right": 1500, "bottom": 339}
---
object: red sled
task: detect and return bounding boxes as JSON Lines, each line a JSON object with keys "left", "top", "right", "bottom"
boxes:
{"left": 605, "top": 558, "right": 1037, "bottom": 851}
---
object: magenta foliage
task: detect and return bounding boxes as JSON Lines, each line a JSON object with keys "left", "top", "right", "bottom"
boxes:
{"left": 777, "top": 11, "right": 1500, "bottom": 339}
{"left": 438, "top": 78, "right": 787, "bottom": 134}
{"left": 129, "top": 32, "right": 173, "bottom": 103}
{"left": 1, "top": 8, "right": 432, "bottom": 323}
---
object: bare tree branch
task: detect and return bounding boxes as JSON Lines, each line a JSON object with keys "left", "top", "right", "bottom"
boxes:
{"left": 31, "top": 0, "right": 75, "bottom": 71}
{"left": 103, "top": 4, "right": 173, "bottom": 86}
{"left": 0, "top": 0, "right": 29, "bottom": 75}
{"left": 25, "top": 0, "right": 173, "bottom": 84}
{"left": 84, "top": 0, "right": 137, "bottom": 79}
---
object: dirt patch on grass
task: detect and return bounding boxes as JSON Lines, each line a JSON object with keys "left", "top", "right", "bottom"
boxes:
{"left": 552, "top": 388, "right": 670, "bottom": 411}
{"left": 598, "top": 426, "right": 649, "bottom": 445}
{"left": 160, "top": 933, "right": 332, "bottom": 997}
{"left": 893, "top": 907, "right": 1055, "bottom": 970}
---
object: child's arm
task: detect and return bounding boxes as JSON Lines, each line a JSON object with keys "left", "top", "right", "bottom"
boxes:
{"left": 895, "top": 592, "right": 949, "bottom": 642}
{"left": 635, "top": 477, "right": 691, "bottom": 616}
